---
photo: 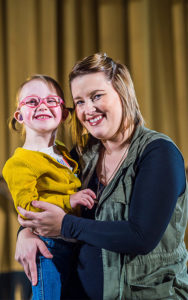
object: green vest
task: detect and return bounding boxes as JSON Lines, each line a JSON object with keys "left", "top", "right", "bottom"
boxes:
{"left": 81, "top": 126, "right": 188, "bottom": 300}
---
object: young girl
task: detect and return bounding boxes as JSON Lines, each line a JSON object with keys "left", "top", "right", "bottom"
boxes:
{"left": 2, "top": 75, "right": 96, "bottom": 300}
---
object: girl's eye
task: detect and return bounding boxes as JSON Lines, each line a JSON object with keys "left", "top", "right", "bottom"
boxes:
{"left": 26, "top": 98, "right": 38, "bottom": 106}
{"left": 46, "top": 97, "right": 58, "bottom": 105}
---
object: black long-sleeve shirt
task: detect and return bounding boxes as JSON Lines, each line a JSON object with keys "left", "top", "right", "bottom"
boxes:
{"left": 62, "top": 139, "right": 186, "bottom": 299}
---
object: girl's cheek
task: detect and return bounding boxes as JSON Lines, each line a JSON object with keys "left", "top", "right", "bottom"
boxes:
{"left": 23, "top": 109, "right": 33, "bottom": 120}
{"left": 55, "top": 108, "right": 63, "bottom": 122}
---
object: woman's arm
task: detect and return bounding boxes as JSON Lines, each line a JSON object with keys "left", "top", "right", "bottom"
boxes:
{"left": 17, "top": 200, "right": 66, "bottom": 236}
{"left": 15, "top": 227, "right": 52, "bottom": 285}
{"left": 61, "top": 139, "right": 186, "bottom": 254}
{"left": 18, "top": 140, "right": 186, "bottom": 254}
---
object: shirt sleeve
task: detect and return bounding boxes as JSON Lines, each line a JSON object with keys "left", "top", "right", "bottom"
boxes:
{"left": 61, "top": 139, "right": 186, "bottom": 254}
{"left": 3, "top": 158, "right": 75, "bottom": 218}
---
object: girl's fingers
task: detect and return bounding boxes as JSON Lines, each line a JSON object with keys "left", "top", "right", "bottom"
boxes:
{"left": 83, "top": 189, "right": 96, "bottom": 199}
{"left": 81, "top": 195, "right": 94, "bottom": 206}
{"left": 79, "top": 198, "right": 94, "bottom": 209}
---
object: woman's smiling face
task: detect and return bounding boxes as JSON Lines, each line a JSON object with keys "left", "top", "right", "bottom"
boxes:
{"left": 71, "top": 72, "right": 123, "bottom": 141}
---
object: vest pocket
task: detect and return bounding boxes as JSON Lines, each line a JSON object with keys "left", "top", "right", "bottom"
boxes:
{"left": 128, "top": 273, "right": 176, "bottom": 299}
{"left": 125, "top": 259, "right": 187, "bottom": 300}
{"left": 112, "top": 180, "right": 131, "bottom": 220}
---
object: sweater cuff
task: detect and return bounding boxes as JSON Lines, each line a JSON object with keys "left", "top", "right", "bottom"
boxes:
{"left": 62, "top": 195, "right": 72, "bottom": 213}
{"left": 61, "top": 214, "right": 83, "bottom": 239}
{"left": 17, "top": 226, "right": 25, "bottom": 238}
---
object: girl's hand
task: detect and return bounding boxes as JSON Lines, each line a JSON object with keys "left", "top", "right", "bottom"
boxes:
{"left": 17, "top": 201, "right": 66, "bottom": 237}
{"left": 15, "top": 227, "right": 52, "bottom": 285}
{"left": 70, "top": 189, "right": 96, "bottom": 209}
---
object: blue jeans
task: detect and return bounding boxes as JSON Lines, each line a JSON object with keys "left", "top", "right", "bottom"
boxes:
{"left": 32, "top": 236, "right": 75, "bottom": 300}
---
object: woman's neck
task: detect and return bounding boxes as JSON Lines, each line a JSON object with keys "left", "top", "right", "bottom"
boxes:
{"left": 102, "top": 125, "right": 134, "bottom": 154}
{"left": 96, "top": 125, "right": 135, "bottom": 186}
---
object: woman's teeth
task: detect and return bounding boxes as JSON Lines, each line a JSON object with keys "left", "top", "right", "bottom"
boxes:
{"left": 89, "top": 115, "right": 102, "bottom": 124}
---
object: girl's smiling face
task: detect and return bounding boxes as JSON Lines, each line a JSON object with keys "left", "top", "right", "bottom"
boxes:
{"left": 71, "top": 72, "right": 123, "bottom": 141}
{"left": 15, "top": 79, "right": 63, "bottom": 135}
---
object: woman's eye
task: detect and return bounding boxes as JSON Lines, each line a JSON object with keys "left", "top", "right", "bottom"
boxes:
{"left": 93, "top": 94, "right": 102, "bottom": 101}
{"left": 75, "top": 100, "right": 84, "bottom": 106}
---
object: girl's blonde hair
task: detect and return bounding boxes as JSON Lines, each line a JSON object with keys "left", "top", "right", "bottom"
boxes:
{"left": 10, "top": 74, "right": 65, "bottom": 133}
{"left": 69, "top": 53, "right": 144, "bottom": 152}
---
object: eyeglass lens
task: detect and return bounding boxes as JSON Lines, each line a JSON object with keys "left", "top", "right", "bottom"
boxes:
{"left": 25, "top": 96, "right": 61, "bottom": 107}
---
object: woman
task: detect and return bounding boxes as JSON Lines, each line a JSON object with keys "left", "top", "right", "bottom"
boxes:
{"left": 15, "top": 53, "right": 188, "bottom": 299}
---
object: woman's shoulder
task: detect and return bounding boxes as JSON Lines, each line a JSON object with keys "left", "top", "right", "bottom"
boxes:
{"left": 136, "top": 126, "right": 173, "bottom": 144}
{"left": 133, "top": 126, "right": 180, "bottom": 156}
{"left": 138, "top": 138, "right": 185, "bottom": 173}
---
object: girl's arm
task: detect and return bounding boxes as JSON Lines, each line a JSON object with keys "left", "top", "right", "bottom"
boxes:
{"left": 3, "top": 158, "right": 78, "bottom": 216}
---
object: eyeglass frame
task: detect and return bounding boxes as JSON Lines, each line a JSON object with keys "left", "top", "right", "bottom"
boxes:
{"left": 18, "top": 95, "right": 64, "bottom": 109}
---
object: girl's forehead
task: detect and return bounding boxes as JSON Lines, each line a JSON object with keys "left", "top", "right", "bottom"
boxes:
{"left": 19, "top": 80, "right": 56, "bottom": 98}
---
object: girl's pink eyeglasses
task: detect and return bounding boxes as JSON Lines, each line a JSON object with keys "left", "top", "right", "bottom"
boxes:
{"left": 19, "top": 95, "right": 64, "bottom": 109}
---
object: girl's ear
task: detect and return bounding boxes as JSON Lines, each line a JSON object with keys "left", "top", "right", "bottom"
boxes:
{"left": 62, "top": 108, "right": 69, "bottom": 122}
{"left": 14, "top": 111, "right": 23, "bottom": 123}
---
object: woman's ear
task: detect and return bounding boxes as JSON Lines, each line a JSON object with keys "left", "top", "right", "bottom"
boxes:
{"left": 14, "top": 111, "right": 23, "bottom": 124}
{"left": 62, "top": 108, "right": 69, "bottom": 122}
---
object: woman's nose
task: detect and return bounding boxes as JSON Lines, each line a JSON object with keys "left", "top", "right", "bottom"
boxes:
{"left": 84, "top": 100, "right": 96, "bottom": 114}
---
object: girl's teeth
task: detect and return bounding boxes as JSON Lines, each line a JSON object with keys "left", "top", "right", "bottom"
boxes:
{"left": 36, "top": 116, "right": 50, "bottom": 119}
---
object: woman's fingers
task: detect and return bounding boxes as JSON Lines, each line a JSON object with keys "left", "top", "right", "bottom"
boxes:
{"left": 30, "top": 239, "right": 52, "bottom": 285}
{"left": 37, "top": 241, "right": 53, "bottom": 259}
{"left": 25, "top": 256, "right": 37, "bottom": 285}
{"left": 17, "top": 214, "right": 36, "bottom": 228}
{"left": 15, "top": 228, "right": 39, "bottom": 284}
{"left": 32, "top": 200, "right": 58, "bottom": 210}
{"left": 18, "top": 202, "right": 65, "bottom": 237}
{"left": 17, "top": 201, "right": 56, "bottom": 220}
{"left": 17, "top": 206, "right": 41, "bottom": 220}
{"left": 15, "top": 227, "right": 53, "bottom": 285}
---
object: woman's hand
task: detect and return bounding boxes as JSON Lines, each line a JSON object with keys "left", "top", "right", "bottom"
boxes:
{"left": 17, "top": 201, "right": 66, "bottom": 237}
{"left": 15, "top": 227, "right": 53, "bottom": 285}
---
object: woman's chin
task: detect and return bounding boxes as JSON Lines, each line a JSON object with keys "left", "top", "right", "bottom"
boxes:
{"left": 90, "top": 131, "right": 109, "bottom": 140}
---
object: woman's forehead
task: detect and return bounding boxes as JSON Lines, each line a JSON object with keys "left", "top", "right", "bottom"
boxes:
{"left": 71, "top": 72, "right": 111, "bottom": 96}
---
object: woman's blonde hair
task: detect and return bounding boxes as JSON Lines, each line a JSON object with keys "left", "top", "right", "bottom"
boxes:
{"left": 10, "top": 74, "right": 65, "bottom": 134}
{"left": 69, "top": 53, "right": 144, "bottom": 151}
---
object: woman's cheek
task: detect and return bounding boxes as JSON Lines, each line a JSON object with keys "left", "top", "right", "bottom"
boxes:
{"left": 75, "top": 107, "right": 83, "bottom": 122}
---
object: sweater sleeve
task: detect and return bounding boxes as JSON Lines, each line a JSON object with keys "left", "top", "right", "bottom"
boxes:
{"left": 61, "top": 139, "right": 186, "bottom": 254}
{"left": 3, "top": 158, "right": 74, "bottom": 218}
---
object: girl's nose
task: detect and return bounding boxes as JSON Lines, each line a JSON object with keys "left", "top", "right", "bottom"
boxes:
{"left": 37, "top": 102, "right": 48, "bottom": 110}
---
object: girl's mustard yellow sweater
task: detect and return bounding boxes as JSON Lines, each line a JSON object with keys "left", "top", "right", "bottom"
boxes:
{"left": 2, "top": 143, "right": 81, "bottom": 218}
